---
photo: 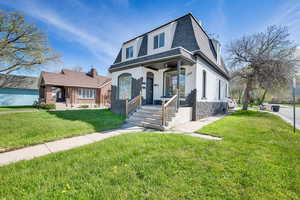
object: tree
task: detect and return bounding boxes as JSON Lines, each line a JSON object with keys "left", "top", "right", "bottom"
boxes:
{"left": 69, "top": 65, "right": 83, "bottom": 72}
{"left": 227, "top": 25, "right": 299, "bottom": 110}
{"left": 0, "top": 10, "right": 59, "bottom": 74}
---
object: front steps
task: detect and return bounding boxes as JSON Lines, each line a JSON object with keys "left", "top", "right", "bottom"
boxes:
{"left": 127, "top": 106, "right": 165, "bottom": 130}
{"left": 127, "top": 105, "right": 191, "bottom": 130}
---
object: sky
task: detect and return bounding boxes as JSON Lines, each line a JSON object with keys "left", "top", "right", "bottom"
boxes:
{"left": 1, "top": 0, "right": 300, "bottom": 77}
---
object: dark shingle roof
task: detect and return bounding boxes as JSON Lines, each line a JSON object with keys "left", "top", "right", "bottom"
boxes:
{"left": 0, "top": 74, "right": 38, "bottom": 90}
{"left": 114, "top": 49, "right": 122, "bottom": 64}
{"left": 138, "top": 35, "right": 148, "bottom": 57}
{"left": 171, "top": 15, "right": 199, "bottom": 51}
{"left": 110, "top": 13, "right": 229, "bottom": 78}
{"left": 41, "top": 69, "right": 111, "bottom": 88}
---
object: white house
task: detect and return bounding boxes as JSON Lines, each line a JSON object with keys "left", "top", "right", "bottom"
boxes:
{"left": 109, "top": 13, "right": 230, "bottom": 129}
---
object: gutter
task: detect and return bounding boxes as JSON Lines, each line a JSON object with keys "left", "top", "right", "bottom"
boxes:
{"left": 193, "top": 50, "right": 230, "bottom": 80}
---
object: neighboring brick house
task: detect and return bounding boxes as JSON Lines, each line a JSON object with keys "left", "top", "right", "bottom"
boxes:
{"left": 39, "top": 68, "right": 111, "bottom": 108}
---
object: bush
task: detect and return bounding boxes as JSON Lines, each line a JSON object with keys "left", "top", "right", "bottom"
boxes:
{"left": 42, "top": 104, "right": 56, "bottom": 110}
{"left": 79, "top": 105, "right": 89, "bottom": 109}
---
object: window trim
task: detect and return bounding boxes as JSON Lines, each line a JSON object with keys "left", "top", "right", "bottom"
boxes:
{"left": 78, "top": 88, "right": 96, "bottom": 99}
{"left": 118, "top": 73, "right": 132, "bottom": 100}
{"left": 153, "top": 32, "right": 165, "bottom": 49}
{"left": 125, "top": 46, "right": 134, "bottom": 59}
{"left": 163, "top": 68, "right": 185, "bottom": 98}
{"left": 202, "top": 70, "right": 206, "bottom": 99}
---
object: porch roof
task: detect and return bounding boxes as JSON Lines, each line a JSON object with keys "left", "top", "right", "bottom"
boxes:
{"left": 109, "top": 47, "right": 196, "bottom": 73}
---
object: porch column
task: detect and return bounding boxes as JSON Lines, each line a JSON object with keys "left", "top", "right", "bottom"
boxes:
{"left": 177, "top": 59, "right": 182, "bottom": 109}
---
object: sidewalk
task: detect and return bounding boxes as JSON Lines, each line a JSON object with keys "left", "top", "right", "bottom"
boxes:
{"left": 0, "top": 115, "right": 226, "bottom": 167}
{"left": 0, "top": 123, "right": 144, "bottom": 166}
{"left": 0, "top": 110, "right": 39, "bottom": 114}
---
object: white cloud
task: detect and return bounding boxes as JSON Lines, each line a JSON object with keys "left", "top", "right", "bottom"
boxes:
{"left": 0, "top": 0, "right": 117, "bottom": 65}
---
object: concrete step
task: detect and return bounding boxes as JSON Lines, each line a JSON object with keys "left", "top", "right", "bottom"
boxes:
{"left": 127, "top": 119, "right": 164, "bottom": 130}
{"left": 129, "top": 116, "right": 162, "bottom": 124}
{"left": 131, "top": 112, "right": 162, "bottom": 119}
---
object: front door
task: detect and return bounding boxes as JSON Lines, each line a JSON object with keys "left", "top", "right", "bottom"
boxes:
{"left": 146, "top": 72, "right": 154, "bottom": 104}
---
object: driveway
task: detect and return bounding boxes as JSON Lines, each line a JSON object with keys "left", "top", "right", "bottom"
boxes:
{"left": 278, "top": 106, "right": 300, "bottom": 128}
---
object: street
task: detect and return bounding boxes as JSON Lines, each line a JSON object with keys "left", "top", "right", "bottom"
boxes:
{"left": 278, "top": 106, "right": 300, "bottom": 129}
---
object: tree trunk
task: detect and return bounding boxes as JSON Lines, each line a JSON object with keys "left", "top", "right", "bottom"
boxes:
{"left": 242, "top": 80, "right": 252, "bottom": 110}
{"left": 258, "top": 89, "right": 268, "bottom": 105}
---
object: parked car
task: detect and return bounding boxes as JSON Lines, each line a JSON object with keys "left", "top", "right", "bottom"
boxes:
{"left": 227, "top": 97, "right": 237, "bottom": 109}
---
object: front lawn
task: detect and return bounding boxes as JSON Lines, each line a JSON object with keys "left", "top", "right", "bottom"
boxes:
{"left": 0, "top": 105, "right": 37, "bottom": 111}
{"left": 0, "top": 111, "right": 299, "bottom": 199}
{"left": 0, "top": 109, "right": 124, "bottom": 152}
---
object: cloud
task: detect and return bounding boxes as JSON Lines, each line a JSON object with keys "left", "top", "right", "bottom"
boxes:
{"left": 0, "top": 0, "right": 117, "bottom": 65}
{"left": 267, "top": 1, "right": 300, "bottom": 43}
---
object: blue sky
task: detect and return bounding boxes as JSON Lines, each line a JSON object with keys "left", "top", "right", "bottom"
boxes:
{"left": 1, "top": 0, "right": 300, "bottom": 76}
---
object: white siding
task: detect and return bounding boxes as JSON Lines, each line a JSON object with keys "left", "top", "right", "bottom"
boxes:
{"left": 110, "top": 64, "right": 196, "bottom": 101}
{"left": 195, "top": 57, "right": 228, "bottom": 102}
{"left": 110, "top": 66, "right": 143, "bottom": 87}
{"left": 147, "top": 22, "right": 177, "bottom": 55}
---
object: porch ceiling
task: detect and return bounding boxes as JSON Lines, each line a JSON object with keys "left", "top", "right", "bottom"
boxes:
{"left": 143, "top": 58, "right": 193, "bottom": 71}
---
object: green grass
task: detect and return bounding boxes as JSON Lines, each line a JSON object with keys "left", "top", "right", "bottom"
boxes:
{"left": 0, "top": 109, "right": 124, "bottom": 152}
{"left": 0, "top": 105, "right": 37, "bottom": 111}
{"left": 0, "top": 111, "right": 299, "bottom": 199}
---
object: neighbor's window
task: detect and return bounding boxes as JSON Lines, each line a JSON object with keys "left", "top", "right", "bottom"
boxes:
{"left": 118, "top": 73, "right": 132, "bottom": 100}
{"left": 154, "top": 32, "right": 165, "bottom": 49}
{"left": 126, "top": 46, "right": 133, "bottom": 59}
{"left": 202, "top": 70, "right": 206, "bottom": 98}
{"left": 164, "top": 68, "right": 185, "bottom": 98}
{"left": 79, "top": 88, "right": 96, "bottom": 99}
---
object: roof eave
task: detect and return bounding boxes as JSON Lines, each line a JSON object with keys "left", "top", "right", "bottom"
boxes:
{"left": 193, "top": 50, "right": 230, "bottom": 80}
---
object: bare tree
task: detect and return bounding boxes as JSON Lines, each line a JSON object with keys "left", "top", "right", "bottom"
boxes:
{"left": 227, "top": 25, "right": 299, "bottom": 110}
{"left": 69, "top": 65, "right": 83, "bottom": 72}
{"left": 0, "top": 10, "right": 59, "bottom": 74}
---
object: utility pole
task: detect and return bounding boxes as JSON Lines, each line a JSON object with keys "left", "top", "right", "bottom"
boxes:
{"left": 293, "top": 77, "right": 296, "bottom": 133}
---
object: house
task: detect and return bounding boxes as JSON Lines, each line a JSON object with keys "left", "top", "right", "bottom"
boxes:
{"left": 109, "top": 13, "right": 230, "bottom": 129}
{"left": 39, "top": 68, "right": 111, "bottom": 109}
{"left": 0, "top": 74, "right": 39, "bottom": 106}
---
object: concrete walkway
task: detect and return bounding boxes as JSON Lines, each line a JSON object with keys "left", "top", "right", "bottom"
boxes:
{"left": 0, "top": 115, "right": 226, "bottom": 167}
{"left": 0, "top": 110, "right": 39, "bottom": 114}
{"left": 0, "top": 123, "right": 144, "bottom": 166}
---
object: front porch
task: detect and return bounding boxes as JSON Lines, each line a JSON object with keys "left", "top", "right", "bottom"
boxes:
{"left": 110, "top": 57, "right": 196, "bottom": 129}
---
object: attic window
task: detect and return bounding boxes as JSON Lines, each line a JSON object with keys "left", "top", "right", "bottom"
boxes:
{"left": 126, "top": 46, "right": 133, "bottom": 59}
{"left": 154, "top": 32, "right": 165, "bottom": 49}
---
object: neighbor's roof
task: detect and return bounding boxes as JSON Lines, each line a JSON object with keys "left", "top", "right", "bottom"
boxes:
{"left": 110, "top": 13, "right": 229, "bottom": 79}
{"left": 0, "top": 74, "right": 39, "bottom": 90}
{"left": 40, "top": 69, "right": 111, "bottom": 88}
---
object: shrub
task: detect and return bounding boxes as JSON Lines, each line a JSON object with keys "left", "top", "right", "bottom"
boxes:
{"left": 79, "top": 105, "right": 89, "bottom": 109}
{"left": 42, "top": 104, "right": 56, "bottom": 110}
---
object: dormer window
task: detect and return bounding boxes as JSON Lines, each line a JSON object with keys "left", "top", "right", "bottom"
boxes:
{"left": 126, "top": 46, "right": 133, "bottom": 59}
{"left": 153, "top": 32, "right": 165, "bottom": 49}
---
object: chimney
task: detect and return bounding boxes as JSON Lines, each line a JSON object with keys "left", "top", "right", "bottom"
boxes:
{"left": 90, "top": 68, "right": 97, "bottom": 78}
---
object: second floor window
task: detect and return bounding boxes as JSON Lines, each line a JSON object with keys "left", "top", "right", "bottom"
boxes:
{"left": 154, "top": 32, "right": 165, "bottom": 49}
{"left": 126, "top": 46, "right": 133, "bottom": 59}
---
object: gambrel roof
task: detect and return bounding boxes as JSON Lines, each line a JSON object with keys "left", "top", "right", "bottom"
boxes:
{"left": 110, "top": 13, "right": 229, "bottom": 79}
